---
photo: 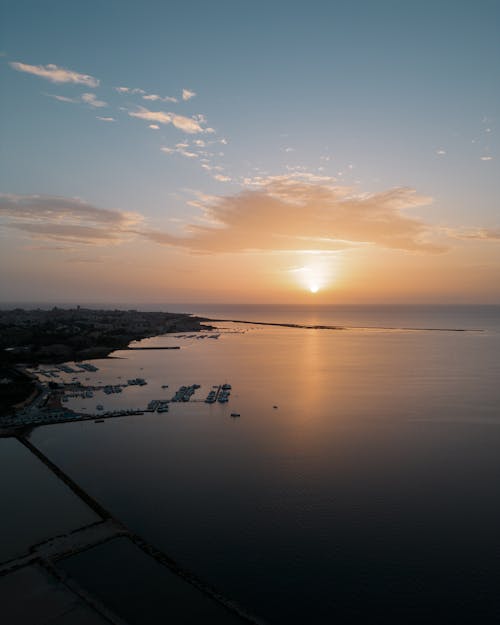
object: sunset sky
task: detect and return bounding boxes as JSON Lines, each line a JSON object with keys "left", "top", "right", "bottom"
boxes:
{"left": 1, "top": 0, "right": 499, "bottom": 304}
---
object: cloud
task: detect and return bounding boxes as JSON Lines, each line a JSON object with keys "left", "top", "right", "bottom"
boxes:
{"left": 213, "top": 174, "right": 232, "bottom": 182}
{"left": 129, "top": 106, "right": 172, "bottom": 125}
{"left": 116, "top": 86, "right": 178, "bottom": 103}
{"left": 128, "top": 106, "right": 205, "bottom": 133}
{"left": 172, "top": 114, "right": 203, "bottom": 133}
{"left": 115, "top": 86, "right": 145, "bottom": 95}
{"left": 0, "top": 194, "right": 141, "bottom": 246}
{"left": 81, "top": 92, "right": 108, "bottom": 108}
{"left": 182, "top": 88, "right": 196, "bottom": 101}
{"left": 149, "top": 124, "right": 160, "bottom": 130}
{"left": 480, "top": 156, "right": 494, "bottom": 161}
{"left": 143, "top": 93, "right": 178, "bottom": 103}
{"left": 450, "top": 228, "right": 500, "bottom": 241}
{"left": 45, "top": 92, "right": 108, "bottom": 108}
{"left": 46, "top": 94, "right": 78, "bottom": 103}
{"left": 10, "top": 61, "right": 99, "bottom": 87}
{"left": 66, "top": 256, "right": 109, "bottom": 264}
{"left": 137, "top": 176, "right": 445, "bottom": 254}
{"left": 97, "top": 116, "right": 116, "bottom": 122}
{"left": 161, "top": 145, "right": 199, "bottom": 159}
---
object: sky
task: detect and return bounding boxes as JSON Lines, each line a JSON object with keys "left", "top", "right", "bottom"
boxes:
{"left": 0, "top": 0, "right": 499, "bottom": 305}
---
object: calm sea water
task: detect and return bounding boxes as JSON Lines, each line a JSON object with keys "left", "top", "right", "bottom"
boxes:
{"left": 0, "top": 438, "right": 98, "bottom": 561}
{"left": 30, "top": 306, "right": 500, "bottom": 623}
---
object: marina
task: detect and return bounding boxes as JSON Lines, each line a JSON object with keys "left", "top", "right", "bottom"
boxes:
{"left": 1, "top": 357, "right": 237, "bottom": 431}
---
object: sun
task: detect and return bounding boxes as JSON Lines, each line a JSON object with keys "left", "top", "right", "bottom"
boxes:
{"left": 290, "top": 257, "right": 337, "bottom": 295}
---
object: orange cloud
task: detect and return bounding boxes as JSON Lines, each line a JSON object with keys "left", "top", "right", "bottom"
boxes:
{"left": 139, "top": 176, "right": 445, "bottom": 254}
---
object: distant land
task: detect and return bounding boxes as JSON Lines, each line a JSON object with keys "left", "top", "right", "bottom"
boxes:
{"left": 0, "top": 307, "right": 211, "bottom": 417}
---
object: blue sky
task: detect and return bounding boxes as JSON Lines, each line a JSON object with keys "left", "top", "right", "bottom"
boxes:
{"left": 0, "top": 0, "right": 499, "bottom": 303}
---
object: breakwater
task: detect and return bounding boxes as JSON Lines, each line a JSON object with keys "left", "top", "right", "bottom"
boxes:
{"left": 126, "top": 346, "right": 181, "bottom": 350}
{"left": 1, "top": 436, "right": 262, "bottom": 624}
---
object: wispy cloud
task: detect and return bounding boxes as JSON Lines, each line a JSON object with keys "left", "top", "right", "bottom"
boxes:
{"left": 10, "top": 61, "right": 99, "bottom": 87}
{"left": 115, "top": 86, "right": 145, "bottom": 95}
{"left": 128, "top": 106, "right": 205, "bottom": 133}
{"left": 0, "top": 194, "right": 141, "bottom": 246}
{"left": 81, "top": 93, "right": 108, "bottom": 108}
{"left": 45, "top": 93, "right": 78, "bottom": 103}
{"left": 182, "top": 88, "right": 196, "bottom": 101}
{"left": 161, "top": 146, "right": 199, "bottom": 159}
{"left": 66, "top": 255, "right": 110, "bottom": 264}
{"left": 129, "top": 107, "right": 172, "bottom": 125}
{"left": 143, "top": 93, "right": 178, "bottom": 103}
{"left": 45, "top": 92, "right": 108, "bottom": 108}
{"left": 97, "top": 116, "right": 116, "bottom": 122}
{"left": 137, "top": 176, "right": 445, "bottom": 254}
{"left": 149, "top": 124, "right": 160, "bottom": 130}
{"left": 116, "top": 86, "right": 178, "bottom": 103}
{"left": 213, "top": 174, "right": 232, "bottom": 182}
{"left": 450, "top": 227, "right": 500, "bottom": 241}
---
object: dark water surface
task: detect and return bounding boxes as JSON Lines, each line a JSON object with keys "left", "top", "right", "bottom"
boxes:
{"left": 0, "top": 438, "right": 98, "bottom": 561}
{"left": 31, "top": 307, "right": 500, "bottom": 623}
{"left": 59, "top": 537, "right": 246, "bottom": 624}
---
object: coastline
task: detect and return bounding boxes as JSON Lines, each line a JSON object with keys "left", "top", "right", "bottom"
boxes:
{"left": 0, "top": 308, "right": 212, "bottom": 420}
{"left": 0, "top": 306, "right": 484, "bottom": 428}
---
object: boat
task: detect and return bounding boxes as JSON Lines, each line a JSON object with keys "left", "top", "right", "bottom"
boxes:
{"left": 230, "top": 413, "right": 240, "bottom": 417}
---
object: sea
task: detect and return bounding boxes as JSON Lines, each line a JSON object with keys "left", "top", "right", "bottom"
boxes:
{"left": 5, "top": 305, "right": 500, "bottom": 624}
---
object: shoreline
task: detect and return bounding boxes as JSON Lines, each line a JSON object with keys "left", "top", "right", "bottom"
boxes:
{"left": 0, "top": 309, "right": 212, "bottom": 418}
{"left": 0, "top": 307, "right": 483, "bottom": 425}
